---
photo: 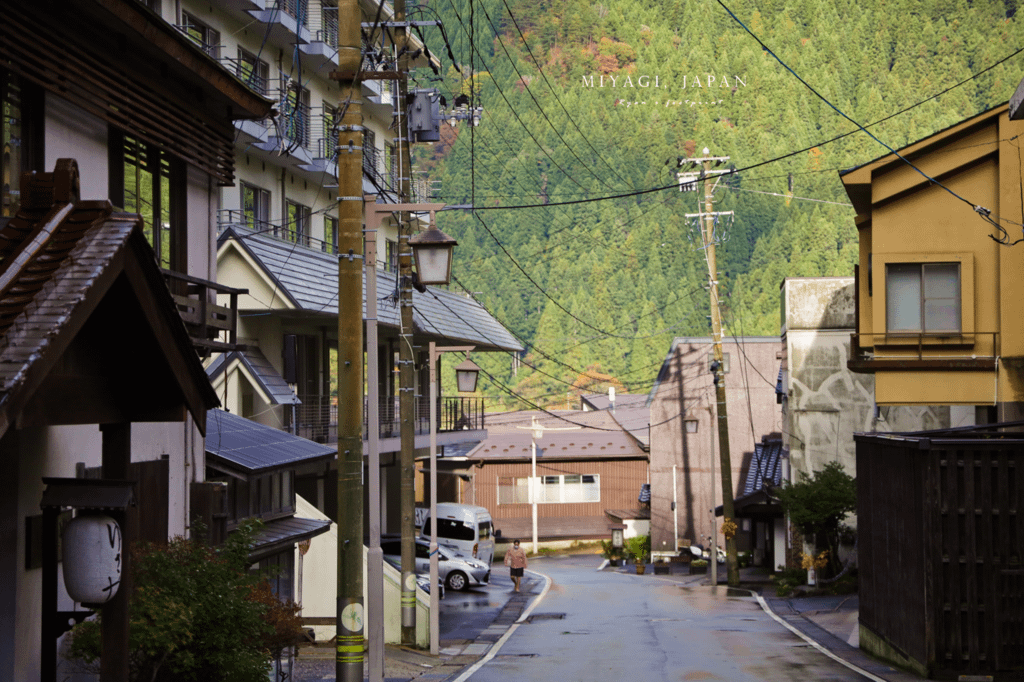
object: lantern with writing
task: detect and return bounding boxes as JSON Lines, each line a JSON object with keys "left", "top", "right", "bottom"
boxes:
{"left": 62, "top": 514, "right": 122, "bottom": 605}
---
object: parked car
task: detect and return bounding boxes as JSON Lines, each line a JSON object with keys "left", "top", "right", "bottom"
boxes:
{"left": 381, "top": 536, "right": 491, "bottom": 591}
{"left": 419, "top": 503, "right": 495, "bottom": 567}
{"left": 383, "top": 554, "right": 444, "bottom": 600}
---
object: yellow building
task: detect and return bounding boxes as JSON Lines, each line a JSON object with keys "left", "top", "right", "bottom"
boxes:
{"left": 842, "top": 103, "right": 1024, "bottom": 420}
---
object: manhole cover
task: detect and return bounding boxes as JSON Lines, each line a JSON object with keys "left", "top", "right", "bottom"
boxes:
{"left": 525, "top": 613, "right": 566, "bottom": 623}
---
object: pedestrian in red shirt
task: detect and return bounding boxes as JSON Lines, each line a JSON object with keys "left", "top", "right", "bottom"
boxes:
{"left": 504, "top": 539, "right": 528, "bottom": 592}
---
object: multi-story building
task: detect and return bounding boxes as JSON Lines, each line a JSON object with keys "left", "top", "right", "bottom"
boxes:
{"left": 0, "top": 0, "right": 272, "bottom": 678}
{"left": 841, "top": 103, "right": 1024, "bottom": 421}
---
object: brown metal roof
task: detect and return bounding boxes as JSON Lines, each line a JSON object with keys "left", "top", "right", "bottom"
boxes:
{"left": 467, "top": 410, "right": 647, "bottom": 462}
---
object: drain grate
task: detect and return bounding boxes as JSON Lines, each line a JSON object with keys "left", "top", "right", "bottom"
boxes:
{"left": 525, "top": 612, "right": 566, "bottom": 623}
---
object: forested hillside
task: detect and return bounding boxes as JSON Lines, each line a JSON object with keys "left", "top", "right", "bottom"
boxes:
{"left": 415, "top": 0, "right": 1024, "bottom": 408}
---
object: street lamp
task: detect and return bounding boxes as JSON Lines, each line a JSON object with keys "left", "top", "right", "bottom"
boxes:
{"left": 408, "top": 213, "right": 457, "bottom": 285}
{"left": 427, "top": 343, "right": 478, "bottom": 655}
{"left": 516, "top": 417, "right": 580, "bottom": 553}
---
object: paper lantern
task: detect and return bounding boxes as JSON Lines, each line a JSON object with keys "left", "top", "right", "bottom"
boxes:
{"left": 62, "top": 514, "right": 122, "bottom": 605}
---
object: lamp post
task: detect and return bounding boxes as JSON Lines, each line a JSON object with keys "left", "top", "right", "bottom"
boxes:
{"left": 517, "top": 417, "right": 580, "bottom": 554}
{"left": 426, "top": 344, "right": 478, "bottom": 654}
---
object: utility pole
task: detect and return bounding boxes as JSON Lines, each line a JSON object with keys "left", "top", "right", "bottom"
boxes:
{"left": 334, "top": 0, "right": 365, "bottom": 678}
{"left": 395, "top": 0, "right": 418, "bottom": 647}
{"left": 681, "top": 148, "right": 739, "bottom": 587}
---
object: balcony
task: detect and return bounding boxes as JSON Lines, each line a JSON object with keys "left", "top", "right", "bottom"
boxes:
{"left": 296, "top": 107, "right": 338, "bottom": 179}
{"left": 285, "top": 395, "right": 486, "bottom": 448}
{"left": 848, "top": 331, "right": 999, "bottom": 373}
{"left": 218, "top": 209, "right": 337, "bottom": 254}
{"left": 297, "top": 3, "right": 339, "bottom": 74}
{"left": 162, "top": 269, "right": 246, "bottom": 357}
{"left": 250, "top": 89, "right": 313, "bottom": 163}
{"left": 246, "top": 0, "right": 312, "bottom": 47}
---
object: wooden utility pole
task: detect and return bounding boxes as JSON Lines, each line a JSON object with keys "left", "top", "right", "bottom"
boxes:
{"left": 395, "top": 0, "right": 418, "bottom": 647}
{"left": 683, "top": 148, "right": 739, "bottom": 587}
{"left": 333, "top": 0, "right": 365, "bottom": 679}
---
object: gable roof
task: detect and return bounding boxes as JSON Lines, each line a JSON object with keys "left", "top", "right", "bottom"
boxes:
{"left": 205, "top": 408, "right": 336, "bottom": 475}
{"left": 0, "top": 160, "right": 218, "bottom": 437}
{"left": 218, "top": 225, "right": 523, "bottom": 351}
{"left": 206, "top": 347, "right": 299, "bottom": 406}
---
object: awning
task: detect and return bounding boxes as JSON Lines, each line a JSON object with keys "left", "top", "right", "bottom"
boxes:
{"left": 249, "top": 516, "right": 331, "bottom": 561}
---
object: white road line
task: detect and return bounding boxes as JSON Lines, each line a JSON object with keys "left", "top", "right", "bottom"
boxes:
{"left": 448, "top": 569, "right": 552, "bottom": 682}
{"left": 745, "top": 589, "right": 888, "bottom": 682}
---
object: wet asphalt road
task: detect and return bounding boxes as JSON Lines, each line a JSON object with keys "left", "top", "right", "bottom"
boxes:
{"left": 462, "top": 554, "right": 871, "bottom": 682}
{"left": 439, "top": 564, "right": 522, "bottom": 642}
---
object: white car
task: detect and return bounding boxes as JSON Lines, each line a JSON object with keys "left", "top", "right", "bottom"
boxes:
{"left": 381, "top": 536, "right": 491, "bottom": 591}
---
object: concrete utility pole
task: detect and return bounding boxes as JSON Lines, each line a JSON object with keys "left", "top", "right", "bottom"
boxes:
{"left": 334, "top": 0, "right": 365, "bottom": 678}
{"left": 394, "top": 0, "right": 418, "bottom": 647}
{"left": 682, "top": 148, "right": 739, "bottom": 587}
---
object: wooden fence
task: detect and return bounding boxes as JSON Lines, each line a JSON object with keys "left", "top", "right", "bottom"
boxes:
{"left": 856, "top": 430, "right": 1024, "bottom": 679}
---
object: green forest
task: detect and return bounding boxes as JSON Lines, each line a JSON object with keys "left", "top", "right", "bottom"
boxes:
{"left": 414, "top": 0, "right": 1024, "bottom": 409}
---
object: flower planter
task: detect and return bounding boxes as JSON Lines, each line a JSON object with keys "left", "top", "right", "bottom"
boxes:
{"left": 689, "top": 565, "right": 708, "bottom": 575}
{"left": 635, "top": 563, "right": 646, "bottom": 575}
{"left": 609, "top": 558, "right": 625, "bottom": 567}
{"left": 653, "top": 564, "right": 670, "bottom": 575}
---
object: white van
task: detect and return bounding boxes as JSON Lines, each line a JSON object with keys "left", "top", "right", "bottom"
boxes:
{"left": 419, "top": 503, "right": 495, "bottom": 567}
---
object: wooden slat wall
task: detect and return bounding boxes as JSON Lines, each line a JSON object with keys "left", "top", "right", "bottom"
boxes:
{"left": 473, "top": 458, "right": 648, "bottom": 532}
{"left": 858, "top": 436, "right": 1024, "bottom": 677}
{"left": 0, "top": 4, "right": 236, "bottom": 185}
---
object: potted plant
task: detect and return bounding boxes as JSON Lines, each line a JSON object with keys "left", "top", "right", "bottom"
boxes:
{"left": 600, "top": 540, "right": 626, "bottom": 566}
{"left": 690, "top": 559, "right": 708, "bottom": 575}
{"left": 624, "top": 535, "right": 650, "bottom": 575}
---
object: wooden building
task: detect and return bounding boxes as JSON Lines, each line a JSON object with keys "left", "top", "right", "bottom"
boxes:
{"left": 429, "top": 410, "right": 649, "bottom": 542}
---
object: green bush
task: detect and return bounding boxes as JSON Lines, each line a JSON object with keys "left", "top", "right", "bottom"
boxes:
{"left": 624, "top": 535, "right": 650, "bottom": 564}
{"left": 67, "top": 519, "right": 303, "bottom": 682}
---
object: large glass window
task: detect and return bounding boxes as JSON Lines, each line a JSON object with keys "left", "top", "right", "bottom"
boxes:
{"left": 285, "top": 200, "right": 311, "bottom": 247}
{"left": 237, "top": 48, "right": 269, "bottom": 96}
{"left": 115, "top": 133, "right": 185, "bottom": 271}
{"left": 281, "top": 81, "right": 310, "bottom": 148}
{"left": 241, "top": 182, "right": 270, "bottom": 231}
{"left": 886, "top": 262, "right": 961, "bottom": 333}
{"left": 2, "top": 71, "right": 41, "bottom": 218}
{"left": 181, "top": 12, "right": 220, "bottom": 59}
{"left": 323, "top": 214, "right": 338, "bottom": 254}
{"left": 498, "top": 474, "right": 600, "bottom": 504}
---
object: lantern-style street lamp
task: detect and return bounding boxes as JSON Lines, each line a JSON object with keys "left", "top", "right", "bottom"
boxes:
{"left": 454, "top": 357, "right": 481, "bottom": 393}
{"left": 408, "top": 214, "right": 458, "bottom": 285}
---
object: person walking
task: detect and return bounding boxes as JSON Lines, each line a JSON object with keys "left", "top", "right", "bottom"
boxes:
{"left": 504, "top": 539, "right": 528, "bottom": 592}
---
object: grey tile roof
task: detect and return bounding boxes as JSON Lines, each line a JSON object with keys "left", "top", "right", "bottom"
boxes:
{"left": 219, "top": 225, "right": 522, "bottom": 352}
{"left": 205, "top": 408, "right": 335, "bottom": 474}
{"left": 741, "top": 437, "right": 784, "bottom": 497}
{"left": 206, "top": 348, "right": 298, "bottom": 405}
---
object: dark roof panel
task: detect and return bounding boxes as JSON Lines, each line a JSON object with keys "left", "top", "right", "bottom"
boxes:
{"left": 205, "top": 409, "right": 335, "bottom": 473}
{"left": 207, "top": 348, "right": 298, "bottom": 406}
{"left": 250, "top": 516, "right": 332, "bottom": 559}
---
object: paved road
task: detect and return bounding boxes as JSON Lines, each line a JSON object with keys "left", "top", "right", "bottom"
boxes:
{"left": 460, "top": 554, "right": 873, "bottom": 682}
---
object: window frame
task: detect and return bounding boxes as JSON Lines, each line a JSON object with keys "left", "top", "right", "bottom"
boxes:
{"left": 874, "top": 253, "right": 974, "bottom": 342}
{"left": 241, "top": 181, "right": 271, "bottom": 232}
{"left": 181, "top": 12, "right": 220, "bottom": 59}
{"left": 237, "top": 48, "right": 269, "bottom": 97}
{"left": 885, "top": 262, "right": 961, "bottom": 334}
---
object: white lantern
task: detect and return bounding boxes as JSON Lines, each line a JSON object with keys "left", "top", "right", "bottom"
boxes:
{"left": 409, "top": 223, "right": 458, "bottom": 285}
{"left": 454, "top": 357, "right": 481, "bottom": 393}
{"left": 62, "top": 514, "right": 122, "bottom": 605}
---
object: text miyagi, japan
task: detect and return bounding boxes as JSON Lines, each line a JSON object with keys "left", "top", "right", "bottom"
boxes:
{"left": 581, "top": 74, "right": 747, "bottom": 88}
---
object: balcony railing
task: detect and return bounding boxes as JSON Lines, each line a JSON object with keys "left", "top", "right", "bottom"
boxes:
{"left": 848, "top": 331, "right": 999, "bottom": 372}
{"left": 161, "top": 269, "right": 246, "bottom": 357}
{"left": 283, "top": 395, "right": 485, "bottom": 444}
{"left": 218, "top": 209, "right": 336, "bottom": 253}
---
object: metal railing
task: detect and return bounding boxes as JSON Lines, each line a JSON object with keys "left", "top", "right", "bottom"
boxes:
{"left": 282, "top": 395, "right": 486, "bottom": 444}
{"left": 850, "top": 331, "right": 999, "bottom": 362}
{"left": 221, "top": 55, "right": 270, "bottom": 97}
{"left": 218, "top": 209, "right": 335, "bottom": 252}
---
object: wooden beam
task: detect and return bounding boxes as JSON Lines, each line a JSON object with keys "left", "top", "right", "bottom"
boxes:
{"left": 100, "top": 424, "right": 130, "bottom": 682}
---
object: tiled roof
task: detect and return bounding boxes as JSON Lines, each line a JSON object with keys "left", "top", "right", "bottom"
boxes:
{"left": 740, "top": 436, "right": 785, "bottom": 497}
{"left": 206, "top": 347, "right": 298, "bottom": 405}
{"left": 250, "top": 515, "right": 332, "bottom": 560}
{"left": 467, "top": 410, "right": 647, "bottom": 461}
{"left": 205, "top": 408, "right": 336, "bottom": 474}
{"left": 219, "top": 225, "right": 522, "bottom": 351}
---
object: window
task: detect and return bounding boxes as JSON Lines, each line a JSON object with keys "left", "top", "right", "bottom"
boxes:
{"left": 886, "top": 262, "right": 961, "bottom": 333}
{"left": 497, "top": 475, "right": 600, "bottom": 504}
{"left": 323, "top": 214, "right": 338, "bottom": 254}
{"left": 241, "top": 182, "right": 270, "bottom": 231}
{"left": 237, "top": 48, "right": 269, "bottom": 96}
{"left": 363, "top": 128, "right": 379, "bottom": 181}
{"left": 320, "top": 0, "right": 338, "bottom": 47}
{"left": 707, "top": 353, "right": 730, "bottom": 373}
{"left": 285, "top": 200, "right": 311, "bottom": 246}
{"left": 2, "top": 71, "right": 42, "bottom": 218}
{"left": 280, "top": 0, "right": 309, "bottom": 28}
{"left": 181, "top": 12, "right": 220, "bottom": 59}
{"left": 114, "top": 132, "right": 186, "bottom": 271}
{"left": 321, "top": 102, "right": 338, "bottom": 160}
{"left": 281, "top": 81, "right": 310, "bottom": 148}
{"left": 385, "top": 239, "right": 397, "bottom": 272}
